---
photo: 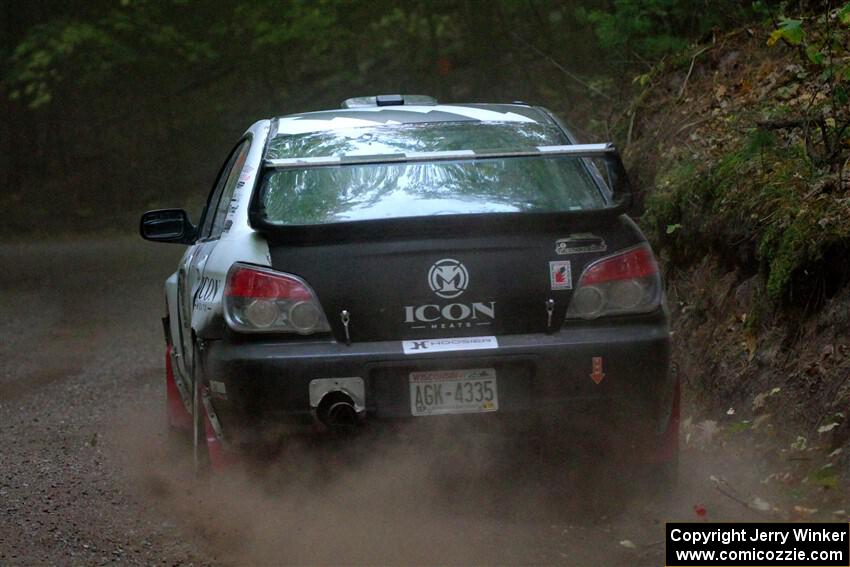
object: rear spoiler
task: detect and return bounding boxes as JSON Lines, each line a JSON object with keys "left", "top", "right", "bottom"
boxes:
{"left": 251, "top": 143, "right": 632, "bottom": 242}
{"left": 265, "top": 142, "right": 613, "bottom": 167}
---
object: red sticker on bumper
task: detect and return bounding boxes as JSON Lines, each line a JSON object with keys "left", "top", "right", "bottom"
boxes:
{"left": 591, "top": 356, "right": 605, "bottom": 384}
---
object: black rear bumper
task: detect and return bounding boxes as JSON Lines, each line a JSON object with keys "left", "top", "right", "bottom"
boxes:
{"left": 202, "top": 317, "right": 672, "bottom": 447}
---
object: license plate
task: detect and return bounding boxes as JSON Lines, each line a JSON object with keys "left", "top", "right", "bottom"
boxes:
{"left": 409, "top": 368, "right": 498, "bottom": 416}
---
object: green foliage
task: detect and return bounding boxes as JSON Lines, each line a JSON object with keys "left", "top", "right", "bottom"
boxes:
{"left": 2, "top": 0, "right": 541, "bottom": 111}
{"left": 8, "top": 21, "right": 113, "bottom": 107}
{"left": 5, "top": 2, "right": 219, "bottom": 109}
{"left": 2, "top": 0, "right": 841, "bottom": 245}
{"left": 809, "top": 465, "right": 840, "bottom": 489}
{"left": 232, "top": 0, "right": 340, "bottom": 56}
{"left": 576, "top": 0, "right": 688, "bottom": 61}
{"left": 642, "top": 3, "right": 850, "bottom": 308}
{"left": 766, "top": 4, "right": 850, "bottom": 167}
{"left": 642, "top": 159, "right": 703, "bottom": 260}
{"left": 728, "top": 420, "right": 752, "bottom": 433}
{"left": 768, "top": 17, "right": 805, "bottom": 45}
{"left": 643, "top": 128, "right": 850, "bottom": 303}
{"left": 6, "top": 0, "right": 783, "bottom": 111}
{"left": 577, "top": 0, "right": 776, "bottom": 65}
{"left": 840, "top": 3, "right": 850, "bottom": 24}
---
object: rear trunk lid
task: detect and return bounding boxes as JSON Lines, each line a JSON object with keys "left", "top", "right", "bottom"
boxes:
{"left": 267, "top": 215, "right": 641, "bottom": 343}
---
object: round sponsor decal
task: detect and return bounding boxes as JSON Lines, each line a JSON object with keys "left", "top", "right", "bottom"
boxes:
{"left": 428, "top": 258, "right": 469, "bottom": 299}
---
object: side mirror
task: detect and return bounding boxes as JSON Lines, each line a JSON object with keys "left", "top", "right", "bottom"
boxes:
{"left": 139, "top": 209, "right": 197, "bottom": 244}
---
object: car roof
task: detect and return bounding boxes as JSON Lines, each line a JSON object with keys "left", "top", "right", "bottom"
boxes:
{"left": 272, "top": 103, "right": 553, "bottom": 136}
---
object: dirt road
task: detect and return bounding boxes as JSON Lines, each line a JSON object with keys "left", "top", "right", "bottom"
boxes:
{"left": 0, "top": 238, "right": 838, "bottom": 566}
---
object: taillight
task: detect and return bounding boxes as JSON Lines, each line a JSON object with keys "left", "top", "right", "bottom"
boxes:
{"left": 565, "top": 244, "right": 662, "bottom": 320}
{"left": 223, "top": 263, "right": 331, "bottom": 334}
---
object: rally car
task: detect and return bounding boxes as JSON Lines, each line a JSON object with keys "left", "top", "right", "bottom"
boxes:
{"left": 140, "top": 95, "right": 678, "bottom": 477}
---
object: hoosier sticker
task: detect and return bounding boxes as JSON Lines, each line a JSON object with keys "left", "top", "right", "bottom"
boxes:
{"left": 549, "top": 260, "right": 572, "bottom": 290}
{"left": 402, "top": 336, "right": 498, "bottom": 355}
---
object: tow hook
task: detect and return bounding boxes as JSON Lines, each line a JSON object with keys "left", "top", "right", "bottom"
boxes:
{"left": 340, "top": 310, "right": 351, "bottom": 344}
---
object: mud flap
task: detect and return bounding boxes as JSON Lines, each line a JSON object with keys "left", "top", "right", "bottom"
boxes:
{"left": 166, "top": 345, "right": 192, "bottom": 432}
{"left": 201, "top": 387, "right": 239, "bottom": 472}
{"left": 650, "top": 374, "right": 680, "bottom": 465}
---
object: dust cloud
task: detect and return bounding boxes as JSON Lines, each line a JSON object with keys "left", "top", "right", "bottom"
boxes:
{"left": 108, "top": 407, "right": 650, "bottom": 566}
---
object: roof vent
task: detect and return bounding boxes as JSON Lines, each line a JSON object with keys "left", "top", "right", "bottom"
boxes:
{"left": 376, "top": 94, "right": 404, "bottom": 106}
{"left": 341, "top": 95, "right": 438, "bottom": 109}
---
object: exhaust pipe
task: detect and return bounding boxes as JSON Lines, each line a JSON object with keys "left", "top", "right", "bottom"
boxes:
{"left": 316, "top": 391, "right": 360, "bottom": 434}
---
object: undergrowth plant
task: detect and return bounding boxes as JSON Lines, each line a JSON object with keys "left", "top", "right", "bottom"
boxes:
{"left": 643, "top": 4, "right": 850, "bottom": 311}
{"left": 645, "top": 129, "right": 850, "bottom": 305}
{"left": 766, "top": 3, "right": 850, "bottom": 169}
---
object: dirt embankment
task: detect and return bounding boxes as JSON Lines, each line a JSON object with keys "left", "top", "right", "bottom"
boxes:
{"left": 625, "top": 21, "right": 850, "bottom": 506}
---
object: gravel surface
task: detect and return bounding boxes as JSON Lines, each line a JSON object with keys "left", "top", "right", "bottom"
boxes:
{"left": 0, "top": 238, "right": 212, "bottom": 565}
{"left": 0, "top": 237, "right": 818, "bottom": 566}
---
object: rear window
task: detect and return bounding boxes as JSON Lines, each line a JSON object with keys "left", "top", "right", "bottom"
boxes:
{"left": 260, "top": 122, "right": 607, "bottom": 225}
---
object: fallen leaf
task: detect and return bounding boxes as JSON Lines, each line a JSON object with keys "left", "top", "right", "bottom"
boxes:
{"left": 763, "top": 471, "right": 796, "bottom": 486}
{"left": 793, "top": 505, "right": 818, "bottom": 517}
{"left": 818, "top": 423, "right": 839, "bottom": 434}
{"left": 805, "top": 363, "right": 822, "bottom": 376}
{"left": 751, "top": 496, "right": 771, "bottom": 511}
{"left": 753, "top": 388, "right": 781, "bottom": 413}
{"left": 752, "top": 414, "right": 771, "bottom": 430}
{"left": 694, "top": 504, "right": 707, "bottom": 518}
{"left": 619, "top": 540, "right": 637, "bottom": 549}
{"left": 726, "top": 407, "right": 736, "bottom": 416}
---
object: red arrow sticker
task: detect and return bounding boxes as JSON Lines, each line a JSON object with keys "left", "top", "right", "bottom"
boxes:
{"left": 590, "top": 356, "right": 605, "bottom": 384}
